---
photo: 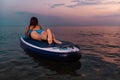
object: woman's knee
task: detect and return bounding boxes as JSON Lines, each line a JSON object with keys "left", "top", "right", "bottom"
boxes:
{"left": 46, "top": 28, "right": 52, "bottom": 33}
{"left": 47, "top": 28, "right": 53, "bottom": 37}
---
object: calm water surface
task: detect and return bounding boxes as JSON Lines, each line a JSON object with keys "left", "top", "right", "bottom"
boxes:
{"left": 0, "top": 26, "right": 120, "bottom": 80}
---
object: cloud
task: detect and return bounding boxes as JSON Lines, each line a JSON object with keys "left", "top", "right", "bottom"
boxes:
{"left": 6, "top": 11, "right": 72, "bottom": 26}
{"left": 51, "top": 3, "right": 65, "bottom": 8}
{"left": 93, "top": 13, "right": 120, "bottom": 18}
{"left": 50, "top": 0, "right": 120, "bottom": 8}
{"left": 89, "top": 12, "right": 120, "bottom": 26}
{"left": 1, "top": 9, "right": 120, "bottom": 26}
{"left": 14, "top": 11, "right": 120, "bottom": 26}
{"left": 101, "top": 0, "right": 120, "bottom": 4}
{"left": 72, "top": 0, "right": 80, "bottom": 2}
{"left": 66, "top": 0, "right": 101, "bottom": 8}
{"left": 50, "top": 0, "right": 101, "bottom": 8}
{"left": 1, "top": 0, "right": 120, "bottom": 26}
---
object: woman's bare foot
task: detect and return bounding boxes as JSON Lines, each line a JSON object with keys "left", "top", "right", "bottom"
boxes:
{"left": 54, "top": 39, "right": 62, "bottom": 44}
{"left": 52, "top": 34, "right": 62, "bottom": 44}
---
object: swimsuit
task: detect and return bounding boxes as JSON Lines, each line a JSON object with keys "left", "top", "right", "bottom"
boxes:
{"left": 36, "top": 29, "right": 43, "bottom": 34}
{"left": 28, "top": 29, "right": 43, "bottom": 38}
{"left": 28, "top": 29, "right": 43, "bottom": 34}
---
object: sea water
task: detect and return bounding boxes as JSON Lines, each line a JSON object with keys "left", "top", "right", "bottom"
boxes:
{"left": 0, "top": 26, "right": 120, "bottom": 80}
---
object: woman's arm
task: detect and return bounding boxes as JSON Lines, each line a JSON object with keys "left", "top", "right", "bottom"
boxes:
{"left": 25, "top": 26, "right": 29, "bottom": 37}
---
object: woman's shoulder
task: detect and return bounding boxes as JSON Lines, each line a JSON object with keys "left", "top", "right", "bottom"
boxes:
{"left": 26, "top": 26, "right": 29, "bottom": 29}
{"left": 36, "top": 25, "right": 42, "bottom": 29}
{"left": 36, "top": 25, "right": 41, "bottom": 27}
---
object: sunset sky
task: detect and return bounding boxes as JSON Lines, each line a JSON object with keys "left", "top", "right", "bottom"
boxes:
{"left": 1, "top": 0, "right": 120, "bottom": 26}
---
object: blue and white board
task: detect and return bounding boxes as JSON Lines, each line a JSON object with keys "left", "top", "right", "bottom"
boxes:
{"left": 20, "top": 36, "right": 81, "bottom": 61}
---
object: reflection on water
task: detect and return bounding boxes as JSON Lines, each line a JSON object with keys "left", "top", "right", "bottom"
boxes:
{"left": 52, "top": 27, "right": 120, "bottom": 66}
{"left": 80, "top": 53, "right": 120, "bottom": 80}
{"left": 0, "top": 26, "right": 120, "bottom": 80}
{"left": 25, "top": 52, "right": 81, "bottom": 76}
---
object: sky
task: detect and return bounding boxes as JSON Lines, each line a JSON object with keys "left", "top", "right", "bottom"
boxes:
{"left": 1, "top": 0, "right": 120, "bottom": 26}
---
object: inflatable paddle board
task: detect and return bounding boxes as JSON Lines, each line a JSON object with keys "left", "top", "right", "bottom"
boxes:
{"left": 20, "top": 36, "right": 81, "bottom": 61}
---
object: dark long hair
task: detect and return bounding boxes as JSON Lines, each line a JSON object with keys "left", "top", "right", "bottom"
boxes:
{"left": 29, "top": 17, "right": 38, "bottom": 29}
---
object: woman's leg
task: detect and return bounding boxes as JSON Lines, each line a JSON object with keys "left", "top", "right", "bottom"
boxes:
{"left": 31, "top": 31, "right": 42, "bottom": 41}
{"left": 52, "top": 33, "right": 62, "bottom": 44}
{"left": 31, "top": 29, "right": 62, "bottom": 44}
{"left": 46, "top": 28, "right": 62, "bottom": 44}
{"left": 47, "top": 28, "right": 53, "bottom": 44}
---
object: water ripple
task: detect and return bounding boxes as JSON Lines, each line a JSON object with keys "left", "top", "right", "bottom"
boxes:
{"left": 0, "top": 26, "right": 120, "bottom": 80}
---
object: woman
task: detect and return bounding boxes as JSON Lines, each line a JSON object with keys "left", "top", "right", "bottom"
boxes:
{"left": 25, "top": 17, "right": 62, "bottom": 44}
